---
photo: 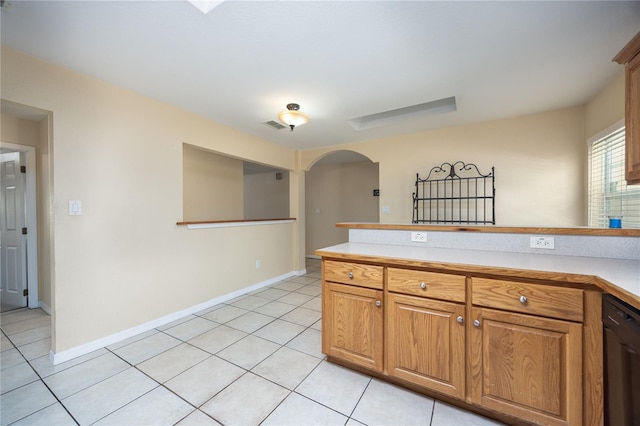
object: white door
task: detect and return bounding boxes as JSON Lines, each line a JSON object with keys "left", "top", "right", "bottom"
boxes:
{"left": 0, "top": 152, "right": 28, "bottom": 309}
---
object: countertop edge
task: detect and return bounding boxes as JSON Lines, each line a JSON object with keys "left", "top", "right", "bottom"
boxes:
{"left": 315, "top": 243, "right": 640, "bottom": 309}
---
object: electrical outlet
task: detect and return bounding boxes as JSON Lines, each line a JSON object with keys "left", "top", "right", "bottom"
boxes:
{"left": 411, "top": 232, "right": 427, "bottom": 243}
{"left": 530, "top": 237, "right": 554, "bottom": 250}
{"left": 255, "top": 259, "right": 262, "bottom": 269}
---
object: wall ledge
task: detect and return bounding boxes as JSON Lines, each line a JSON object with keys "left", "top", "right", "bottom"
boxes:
{"left": 177, "top": 218, "right": 295, "bottom": 230}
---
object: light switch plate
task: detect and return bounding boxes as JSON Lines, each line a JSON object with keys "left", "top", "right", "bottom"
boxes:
{"left": 69, "top": 200, "right": 82, "bottom": 216}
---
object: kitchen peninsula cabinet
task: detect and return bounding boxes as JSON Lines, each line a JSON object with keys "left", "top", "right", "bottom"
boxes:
{"left": 387, "top": 293, "right": 466, "bottom": 398}
{"left": 320, "top": 255, "right": 604, "bottom": 426}
{"left": 469, "top": 278, "right": 585, "bottom": 425}
{"left": 322, "top": 261, "right": 384, "bottom": 372}
{"left": 614, "top": 30, "right": 640, "bottom": 185}
{"left": 469, "top": 308, "right": 583, "bottom": 426}
{"left": 386, "top": 268, "right": 466, "bottom": 399}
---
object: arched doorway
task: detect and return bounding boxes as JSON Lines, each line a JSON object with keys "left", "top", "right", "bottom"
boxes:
{"left": 305, "top": 151, "right": 379, "bottom": 256}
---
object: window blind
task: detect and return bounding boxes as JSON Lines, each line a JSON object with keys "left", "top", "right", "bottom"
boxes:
{"left": 588, "top": 127, "right": 640, "bottom": 228}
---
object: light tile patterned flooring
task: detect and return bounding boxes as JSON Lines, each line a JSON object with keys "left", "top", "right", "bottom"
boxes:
{"left": 1, "top": 259, "right": 504, "bottom": 426}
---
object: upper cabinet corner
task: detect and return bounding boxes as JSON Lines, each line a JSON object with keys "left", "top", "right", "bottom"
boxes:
{"left": 614, "top": 31, "right": 640, "bottom": 185}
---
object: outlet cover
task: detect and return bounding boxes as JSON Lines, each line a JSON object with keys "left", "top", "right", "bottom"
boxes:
{"left": 529, "top": 236, "right": 554, "bottom": 250}
{"left": 411, "top": 232, "right": 427, "bottom": 243}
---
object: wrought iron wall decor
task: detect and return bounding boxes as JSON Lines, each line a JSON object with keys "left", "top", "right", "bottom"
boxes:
{"left": 412, "top": 161, "right": 495, "bottom": 225}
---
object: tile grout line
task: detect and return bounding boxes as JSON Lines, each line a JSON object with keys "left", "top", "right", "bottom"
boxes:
{"left": 0, "top": 327, "right": 81, "bottom": 426}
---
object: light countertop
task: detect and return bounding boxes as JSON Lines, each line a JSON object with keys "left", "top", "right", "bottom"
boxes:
{"left": 316, "top": 242, "right": 640, "bottom": 306}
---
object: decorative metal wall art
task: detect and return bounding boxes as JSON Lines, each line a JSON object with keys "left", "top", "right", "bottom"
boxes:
{"left": 412, "top": 161, "right": 495, "bottom": 225}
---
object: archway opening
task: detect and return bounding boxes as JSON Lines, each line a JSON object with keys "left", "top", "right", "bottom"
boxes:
{"left": 305, "top": 151, "right": 379, "bottom": 257}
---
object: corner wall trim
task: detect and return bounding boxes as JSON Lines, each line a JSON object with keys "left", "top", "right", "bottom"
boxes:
{"left": 50, "top": 270, "right": 297, "bottom": 365}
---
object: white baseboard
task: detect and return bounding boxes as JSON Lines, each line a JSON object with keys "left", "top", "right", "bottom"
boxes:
{"left": 39, "top": 301, "right": 52, "bottom": 315}
{"left": 51, "top": 271, "right": 297, "bottom": 365}
{"left": 306, "top": 254, "right": 321, "bottom": 259}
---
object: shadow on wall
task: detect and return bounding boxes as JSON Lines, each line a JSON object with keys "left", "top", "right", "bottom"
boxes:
{"left": 305, "top": 150, "right": 379, "bottom": 256}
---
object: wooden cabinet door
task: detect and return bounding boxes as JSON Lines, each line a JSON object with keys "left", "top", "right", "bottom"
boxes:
{"left": 625, "top": 51, "right": 640, "bottom": 184}
{"left": 322, "top": 282, "right": 384, "bottom": 372}
{"left": 614, "top": 31, "right": 640, "bottom": 184}
{"left": 387, "top": 293, "right": 466, "bottom": 398}
{"left": 469, "top": 307, "right": 583, "bottom": 426}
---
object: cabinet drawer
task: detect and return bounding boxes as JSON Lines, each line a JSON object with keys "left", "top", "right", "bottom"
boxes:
{"left": 472, "top": 277, "right": 584, "bottom": 322}
{"left": 387, "top": 267, "right": 466, "bottom": 302}
{"left": 323, "top": 260, "right": 383, "bottom": 289}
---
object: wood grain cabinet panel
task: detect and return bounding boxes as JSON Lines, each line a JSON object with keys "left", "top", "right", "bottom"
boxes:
{"left": 323, "top": 260, "right": 383, "bottom": 289}
{"left": 322, "top": 281, "right": 384, "bottom": 372}
{"left": 387, "top": 293, "right": 466, "bottom": 398}
{"left": 387, "top": 267, "right": 466, "bottom": 302}
{"left": 469, "top": 307, "right": 583, "bottom": 426}
{"left": 614, "top": 31, "right": 640, "bottom": 185}
{"left": 472, "top": 277, "right": 583, "bottom": 321}
{"left": 320, "top": 257, "right": 601, "bottom": 425}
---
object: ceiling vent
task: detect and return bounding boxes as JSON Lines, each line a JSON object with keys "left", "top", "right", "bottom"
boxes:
{"left": 348, "top": 96, "right": 457, "bottom": 131}
{"left": 263, "top": 120, "right": 287, "bottom": 130}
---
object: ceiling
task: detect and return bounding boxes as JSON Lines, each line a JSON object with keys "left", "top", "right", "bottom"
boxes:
{"left": 1, "top": 1, "right": 639, "bottom": 150}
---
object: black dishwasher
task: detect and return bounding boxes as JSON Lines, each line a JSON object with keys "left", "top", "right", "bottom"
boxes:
{"left": 602, "top": 294, "right": 640, "bottom": 426}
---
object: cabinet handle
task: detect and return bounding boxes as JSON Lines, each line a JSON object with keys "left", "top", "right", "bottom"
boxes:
{"left": 375, "top": 300, "right": 381, "bottom": 307}
{"left": 473, "top": 320, "right": 481, "bottom": 327}
{"left": 420, "top": 282, "right": 427, "bottom": 289}
{"left": 348, "top": 272, "right": 354, "bottom": 279}
{"left": 456, "top": 316, "right": 464, "bottom": 323}
{"left": 519, "top": 295, "right": 527, "bottom": 304}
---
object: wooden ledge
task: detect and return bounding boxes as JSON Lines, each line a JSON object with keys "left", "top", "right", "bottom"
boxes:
{"left": 335, "top": 223, "right": 640, "bottom": 237}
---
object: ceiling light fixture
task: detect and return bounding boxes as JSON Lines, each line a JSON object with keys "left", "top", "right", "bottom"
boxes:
{"left": 278, "top": 103, "right": 309, "bottom": 132}
{"left": 187, "top": 0, "right": 224, "bottom": 14}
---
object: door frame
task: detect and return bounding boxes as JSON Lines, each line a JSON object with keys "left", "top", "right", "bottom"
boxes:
{"left": 1, "top": 142, "right": 38, "bottom": 308}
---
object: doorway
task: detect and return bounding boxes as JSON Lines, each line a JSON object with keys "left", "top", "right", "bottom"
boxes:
{"left": 0, "top": 143, "right": 38, "bottom": 312}
{"left": 305, "top": 151, "right": 379, "bottom": 256}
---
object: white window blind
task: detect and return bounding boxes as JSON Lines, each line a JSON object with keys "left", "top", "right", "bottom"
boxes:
{"left": 588, "top": 127, "right": 640, "bottom": 228}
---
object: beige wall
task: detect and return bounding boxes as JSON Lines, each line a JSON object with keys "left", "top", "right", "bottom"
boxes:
{"left": 183, "top": 144, "right": 244, "bottom": 221}
{"left": 585, "top": 70, "right": 625, "bottom": 139}
{"left": 305, "top": 160, "right": 379, "bottom": 255}
{"left": 244, "top": 171, "right": 290, "bottom": 220}
{"left": 1, "top": 42, "right": 626, "bottom": 357}
{"left": 1, "top": 47, "right": 299, "bottom": 354}
{"left": 301, "top": 107, "right": 587, "bottom": 227}
{"left": 1, "top": 112, "right": 53, "bottom": 311}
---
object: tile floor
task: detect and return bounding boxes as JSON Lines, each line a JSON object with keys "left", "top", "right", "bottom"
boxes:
{"left": 1, "top": 258, "right": 504, "bottom": 426}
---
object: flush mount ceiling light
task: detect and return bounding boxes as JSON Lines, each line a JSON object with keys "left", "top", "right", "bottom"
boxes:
{"left": 278, "top": 103, "right": 310, "bottom": 132}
